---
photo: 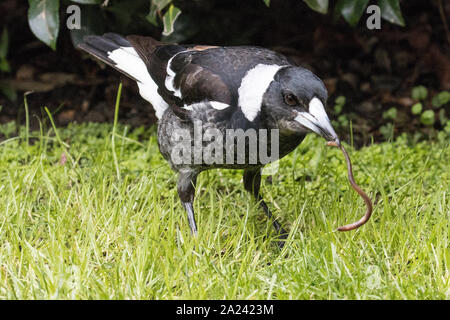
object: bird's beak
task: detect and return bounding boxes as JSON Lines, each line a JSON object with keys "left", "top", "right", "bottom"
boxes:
{"left": 294, "top": 97, "right": 340, "bottom": 146}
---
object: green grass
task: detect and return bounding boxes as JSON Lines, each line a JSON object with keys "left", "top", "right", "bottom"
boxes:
{"left": 0, "top": 120, "right": 448, "bottom": 299}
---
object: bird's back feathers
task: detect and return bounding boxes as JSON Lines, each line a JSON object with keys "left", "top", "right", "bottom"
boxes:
{"left": 78, "top": 33, "right": 294, "bottom": 123}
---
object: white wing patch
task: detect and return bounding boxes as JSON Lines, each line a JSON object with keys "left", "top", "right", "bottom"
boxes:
{"left": 238, "top": 64, "right": 284, "bottom": 121}
{"left": 183, "top": 102, "right": 204, "bottom": 111}
{"left": 210, "top": 101, "right": 230, "bottom": 110}
{"left": 184, "top": 101, "right": 230, "bottom": 111}
{"left": 165, "top": 51, "right": 189, "bottom": 98}
{"left": 107, "top": 47, "right": 168, "bottom": 119}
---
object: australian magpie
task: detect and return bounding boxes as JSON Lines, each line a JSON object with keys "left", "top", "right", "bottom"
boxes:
{"left": 78, "top": 33, "right": 340, "bottom": 247}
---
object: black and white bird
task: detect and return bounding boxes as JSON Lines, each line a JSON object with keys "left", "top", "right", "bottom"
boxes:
{"left": 78, "top": 33, "right": 340, "bottom": 247}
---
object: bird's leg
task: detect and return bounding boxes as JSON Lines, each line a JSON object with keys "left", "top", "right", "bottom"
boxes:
{"left": 177, "top": 169, "right": 199, "bottom": 235}
{"left": 243, "top": 168, "right": 288, "bottom": 248}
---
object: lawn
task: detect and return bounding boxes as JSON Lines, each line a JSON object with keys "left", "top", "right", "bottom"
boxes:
{"left": 0, "top": 119, "right": 448, "bottom": 299}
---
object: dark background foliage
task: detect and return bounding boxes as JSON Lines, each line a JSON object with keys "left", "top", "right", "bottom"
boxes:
{"left": 0, "top": 0, "right": 449, "bottom": 146}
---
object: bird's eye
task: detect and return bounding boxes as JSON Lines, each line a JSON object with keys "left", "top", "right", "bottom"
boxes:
{"left": 283, "top": 93, "right": 297, "bottom": 106}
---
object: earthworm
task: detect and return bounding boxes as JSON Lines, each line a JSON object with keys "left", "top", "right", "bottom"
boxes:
{"left": 327, "top": 141, "right": 373, "bottom": 231}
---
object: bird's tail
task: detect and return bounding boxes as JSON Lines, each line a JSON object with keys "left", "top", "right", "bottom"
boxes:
{"left": 78, "top": 33, "right": 150, "bottom": 84}
{"left": 78, "top": 33, "right": 169, "bottom": 119}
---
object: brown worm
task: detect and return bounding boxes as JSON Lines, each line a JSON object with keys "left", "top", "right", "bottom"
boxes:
{"left": 327, "top": 141, "right": 373, "bottom": 231}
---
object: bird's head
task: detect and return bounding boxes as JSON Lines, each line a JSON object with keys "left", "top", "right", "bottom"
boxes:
{"left": 262, "top": 66, "right": 340, "bottom": 146}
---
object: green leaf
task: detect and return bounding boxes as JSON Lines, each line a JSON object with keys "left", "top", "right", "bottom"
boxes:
{"left": 431, "top": 91, "right": 450, "bottom": 108}
{"left": 379, "top": 123, "right": 394, "bottom": 140}
{"left": 420, "top": 110, "right": 435, "bottom": 126}
{"left": 162, "top": 4, "right": 181, "bottom": 36}
{"left": 70, "top": 0, "right": 101, "bottom": 4}
{"left": 334, "top": 104, "right": 343, "bottom": 115}
{"left": 411, "top": 85, "right": 428, "bottom": 100}
{"left": 335, "top": 95, "right": 346, "bottom": 106}
{"left": 336, "top": 0, "right": 369, "bottom": 26}
{"left": 146, "top": 2, "right": 159, "bottom": 26}
{"left": 378, "top": 0, "right": 405, "bottom": 27}
{"left": 147, "top": 1, "right": 173, "bottom": 27}
{"left": 263, "top": 0, "right": 270, "bottom": 7}
{"left": 338, "top": 114, "right": 349, "bottom": 127}
{"left": 303, "top": 0, "right": 329, "bottom": 14}
{"left": 0, "top": 28, "right": 8, "bottom": 59}
{"left": 334, "top": 96, "right": 345, "bottom": 115}
{"left": 438, "top": 108, "right": 447, "bottom": 125}
{"left": 383, "top": 107, "right": 397, "bottom": 120}
{"left": 444, "top": 121, "right": 450, "bottom": 133}
{"left": 411, "top": 103, "right": 422, "bottom": 115}
{"left": 0, "top": 58, "right": 10, "bottom": 73}
{"left": 28, "top": 0, "right": 60, "bottom": 50}
{"left": 153, "top": 0, "right": 172, "bottom": 11}
{"left": 0, "top": 82, "right": 17, "bottom": 101}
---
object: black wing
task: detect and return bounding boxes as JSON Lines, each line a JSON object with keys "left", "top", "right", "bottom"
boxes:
{"left": 78, "top": 33, "right": 292, "bottom": 123}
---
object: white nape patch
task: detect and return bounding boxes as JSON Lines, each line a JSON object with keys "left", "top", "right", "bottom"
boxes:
{"left": 184, "top": 101, "right": 230, "bottom": 111}
{"left": 165, "top": 51, "right": 189, "bottom": 98}
{"left": 108, "top": 46, "right": 168, "bottom": 119}
{"left": 238, "top": 64, "right": 284, "bottom": 121}
{"left": 308, "top": 97, "right": 337, "bottom": 137}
